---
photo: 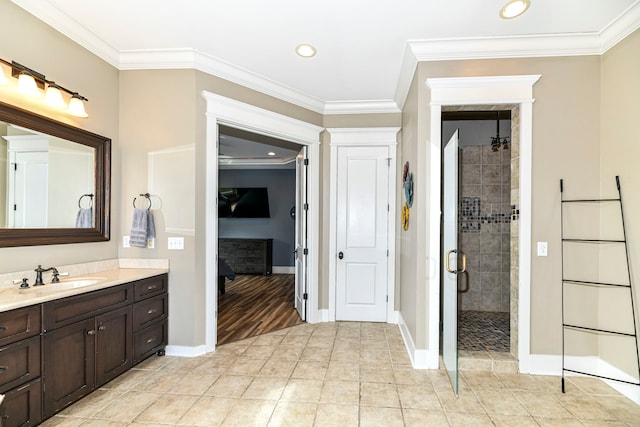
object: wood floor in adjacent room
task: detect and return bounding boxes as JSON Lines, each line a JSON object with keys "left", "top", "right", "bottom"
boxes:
{"left": 217, "top": 274, "right": 304, "bottom": 345}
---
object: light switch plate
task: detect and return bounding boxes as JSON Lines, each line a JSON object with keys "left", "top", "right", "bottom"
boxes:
{"left": 168, "top": 237, "right": 184, "bottom": 250}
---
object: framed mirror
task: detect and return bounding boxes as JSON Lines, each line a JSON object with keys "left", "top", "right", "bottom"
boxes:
{"left": 0, "top": 101, "right": 110, "bottom": 247}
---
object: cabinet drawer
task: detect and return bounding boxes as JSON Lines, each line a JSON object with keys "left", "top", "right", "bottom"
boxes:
{"left": 43, "top": 284, "right": 133, "bottom": 330}
{"left": 133, "top": 275, "right": 168, "bottom": 302}
{"left": 0, "top": 306, "right": 41, "bottom": 347}
{"left": 133, "top": 294, "right": 168, "bottom": 331}
{"left": 1, "top": 378, "right": 42, "bottom": 427}
{"left": 0, "top": 336, "right": 40, "bottom": 393}
{"left": 133, "top": 321, "right": 167, "bottom": 363}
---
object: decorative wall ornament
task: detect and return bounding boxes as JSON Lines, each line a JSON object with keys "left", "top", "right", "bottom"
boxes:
{"left": 401, "top": 161, "right": 413, "bottom": 230}
{"left": 402, "top": 203, "right": 410, "bottom": 231}
{"left": 404, "top": 172, "right": 414, "bottom": 208}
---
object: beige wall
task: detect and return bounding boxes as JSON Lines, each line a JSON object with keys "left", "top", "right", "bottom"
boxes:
{"left": 4, "top": 0, "right": 639, "bottom": 367}
{"left": 0, "top": 2, "right": 119, "bottom": 273}
{"left": 400, "top": 55, "right": 603, "bottom": 356}
{"left": 600, "top": 28, "right": 640, "bottom": 378}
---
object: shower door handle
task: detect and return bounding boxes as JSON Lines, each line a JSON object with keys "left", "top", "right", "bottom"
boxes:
{"left": 445, "top": 249, "right": 466, "bottom": 274}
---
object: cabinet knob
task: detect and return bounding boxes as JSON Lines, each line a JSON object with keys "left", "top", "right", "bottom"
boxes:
{"left": 98, "top": 325, "right": 106, "bottom": 331}
{"left": 146, "top": 337, "right": 156, "bottom": 344}
{"left": 87, "top": 330, "right": 96, "bottom": 335}
{"left": 0, "top": 366, "right": 7, "bottom": 373}
{"left": 147, "top": 308, "right": 157, "bottom": 315}
{"left": 147, "top": 285, "right": 157, "bottom": 291}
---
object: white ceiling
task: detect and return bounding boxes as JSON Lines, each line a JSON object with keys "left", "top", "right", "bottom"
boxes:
{"left": 12, "top": 0, "right": 640, "bottom": 114}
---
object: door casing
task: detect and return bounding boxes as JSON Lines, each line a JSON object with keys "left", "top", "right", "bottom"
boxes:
{"left": 426, "top": 75, "right": 540, "bottom": 372}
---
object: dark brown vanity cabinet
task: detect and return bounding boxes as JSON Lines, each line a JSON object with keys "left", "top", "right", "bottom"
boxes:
{"left": 0, "top": 306, "right": 42, "bottom": 427}
{"left": 0, "top": 273, "right": 168, "bottom": 424}
{"left": 41, "top": 273, "right": 168, "bottom": 419}
{"left": 43, "top": 285, "right": 134, "bottom": 417}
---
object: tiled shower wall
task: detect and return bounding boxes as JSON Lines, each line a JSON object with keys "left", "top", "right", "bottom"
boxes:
{"left": 459, "top": 143, "right": 511, "bottom": 313}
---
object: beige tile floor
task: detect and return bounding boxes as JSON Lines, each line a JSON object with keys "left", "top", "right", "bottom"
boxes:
{"left": 42, "top": 322, "right": 640, "bottom": 426}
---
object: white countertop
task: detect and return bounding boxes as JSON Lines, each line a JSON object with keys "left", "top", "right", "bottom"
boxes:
{"left": 0, "top": 267, "right": 168, "bottom": 312}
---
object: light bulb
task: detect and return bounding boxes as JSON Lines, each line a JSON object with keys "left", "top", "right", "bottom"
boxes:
{"left": 17, "top": 72, "right": 41, "bottom": 97}
{"left": 68, "top": 94, "right": 88, "bottom": 118}
{"left": 45, "top": 84, "right": 67, "bottom": 109}
{"left": 0, "top": 65, "right": 8, "bottom": 85}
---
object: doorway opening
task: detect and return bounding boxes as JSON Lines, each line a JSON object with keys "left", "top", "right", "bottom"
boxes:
{"left": 203, "top": 90, "right": 323, "bottom": 353}
{"left": 441, "top": 106, "right": 520, "bottom": 367}
{"left": 216, "top": 125, "right": 306, "bottom": 345}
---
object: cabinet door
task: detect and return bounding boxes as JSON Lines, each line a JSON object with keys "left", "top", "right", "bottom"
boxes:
{"left": 0, "top": 378, "right": 42, "bottom": 427}
{"left": 43, "top": 318, "right": 95, "bottom": 417}
{"left": 95, "top": 306, "right": 132, "bottom": 387}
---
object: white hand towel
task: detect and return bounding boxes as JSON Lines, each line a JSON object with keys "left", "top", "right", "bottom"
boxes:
{"left": 130, "top": 208, "right": 149, "bottom": 247}
{"left": 75, "top": 208, "right": 93, "bottom": 228}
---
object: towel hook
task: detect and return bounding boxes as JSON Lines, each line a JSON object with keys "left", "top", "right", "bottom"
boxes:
{"left": 78, "top": 193, "right": 94, "bottom": 209}
{"left": 133, "top": 193, "right": 152, "bottom": 210}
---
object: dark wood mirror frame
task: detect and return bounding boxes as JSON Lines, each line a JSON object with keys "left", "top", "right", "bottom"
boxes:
{"left": 0, "top": 101, "right": 111, "bottom": 247}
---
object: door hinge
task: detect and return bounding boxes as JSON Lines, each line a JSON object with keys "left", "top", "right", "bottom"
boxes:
{"left": 386, "top": 295, "right": 389, "bottom": 302}
{"left": 304, "top": 203, "right": 309, "bottom": 211}
{"left": 304, "top": 158, "right": 309, "bottom": 166}
{"left": 387, "top": 249, "right": 389, "bottom": 256}
{"left": 303, "top": 293, "right": 308, "bottom": 300}
{"left": 303, "top": 248, "right": 309, "bottom": 255}
{"left": 387, "top": 158, "right": 391, "bottom": 166}
{"left": 13, "top": 204, "right": 17, "bottom": 211}
{"left": 13, "top": 163, "right": 17, "bottom": 171}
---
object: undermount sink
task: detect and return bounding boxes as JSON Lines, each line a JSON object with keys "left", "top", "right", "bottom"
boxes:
{"left": 34, "top": 277, "right": 107, "bottom": 291}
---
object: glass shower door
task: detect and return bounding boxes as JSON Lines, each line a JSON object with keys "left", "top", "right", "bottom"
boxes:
{"left": 443, "top": 129, "right": 465, "bottom": 396}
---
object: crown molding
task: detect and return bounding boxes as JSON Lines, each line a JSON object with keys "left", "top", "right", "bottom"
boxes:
{"left": 120, "top": 49, "right": 327, "bottom": 114}
{"left": 324, "top": 100, "right": 400, "bottom": 115}
{"left": 14, "top": 0, "right": 640, "bottom": 116}
{"left": 600, "top": 0, "right": 640, "bottom": 52}
{"left": 11, "top": 0, "right": 121, "bottom": 67}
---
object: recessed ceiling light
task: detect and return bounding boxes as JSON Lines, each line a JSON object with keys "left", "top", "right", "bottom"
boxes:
{"left": 296, "top": 44, "right": 316, "bottom": 58}
{"left": 268, "top": 151, "right": 276, "bottom": 156}
{"left": 500, "top": 0, "right": 530, "bottom": 19}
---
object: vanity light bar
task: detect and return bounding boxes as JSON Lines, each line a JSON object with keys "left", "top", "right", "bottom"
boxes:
{"left": 0, "top": 57, "right": 88, "bottom": 118}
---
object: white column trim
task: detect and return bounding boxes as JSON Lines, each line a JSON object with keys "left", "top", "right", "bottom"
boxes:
{"left": 425, "top": 74, "right": 540, "bottom": 374}
{"left": 203, "top": 91, "right": 323, "bottom": 352}
{"left": 326, "top": 127, "right": 400, "bottom": 323}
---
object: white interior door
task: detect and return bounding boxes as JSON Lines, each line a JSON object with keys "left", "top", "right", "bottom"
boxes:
{"left": 443, "top": 129, "right": 463, "bottom": 396}
{"left": 10, "top": 151, "right": 48, "bottom": 228}
{"left": 336, "top": 146, "right": 389, "bottom": 322}
{"left": 294, "top": 146, "right": 308, "bottom": 321}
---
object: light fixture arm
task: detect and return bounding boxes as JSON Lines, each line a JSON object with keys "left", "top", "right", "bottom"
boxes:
{"left": 0, "top": 56, "right": 88, "bottom": 102}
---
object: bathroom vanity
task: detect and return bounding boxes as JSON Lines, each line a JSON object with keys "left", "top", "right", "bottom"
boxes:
{"left": 0, "top": 270, "right": 168, "bottom": 426}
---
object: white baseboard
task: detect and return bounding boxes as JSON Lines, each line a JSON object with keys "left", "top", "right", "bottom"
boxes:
{"left": 165, "top": 345, "right": 208, "bottom": 358}
{"left": 530, "top": 354, "right": 640, "bottom": 404}
{"left": 272, "top": 266, "right": 295, "bottom": 274}
{"left": 387, "top": 310, "right": 400, "bottom": 324}
{"left": 398, "top": 312, "right": 432, "bottom": 369}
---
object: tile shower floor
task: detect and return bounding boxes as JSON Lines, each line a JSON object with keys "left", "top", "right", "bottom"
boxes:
{"left": 459, "top": 310, "right": 510, "bottom": 353}
{"left": 42, "top": 322, "right": 640, "bottom": 426}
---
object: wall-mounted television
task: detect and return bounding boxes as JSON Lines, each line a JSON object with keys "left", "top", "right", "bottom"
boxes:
{"left": 218, "top": 187, "right": 270, "bottom": 218}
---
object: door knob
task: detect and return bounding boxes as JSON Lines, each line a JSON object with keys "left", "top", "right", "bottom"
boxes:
{"left": 338, "top": 251, "right": 344, "bottom": 260}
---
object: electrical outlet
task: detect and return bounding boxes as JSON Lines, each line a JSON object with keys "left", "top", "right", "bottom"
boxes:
{"left": 537, "top": 241, "right": 548, "bottom": 257}
{"left": 123, "top": 236, "right": 130, "bottom": 248}
{"left": 168, "top": 237, "right": 184, "bottom": 250}
{"left": 147, "top": 238, "right": 155, "bottom": 249}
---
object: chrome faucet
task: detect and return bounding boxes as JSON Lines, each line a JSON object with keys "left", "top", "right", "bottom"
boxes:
{"left": 34, "top": 265, "right": 59, "bottom": 286}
